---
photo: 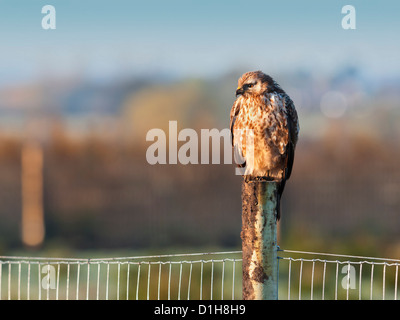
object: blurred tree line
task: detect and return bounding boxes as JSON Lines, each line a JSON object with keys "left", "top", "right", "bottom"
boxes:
{"left": 0, "top": 71, "right": 399, "bottom": 258}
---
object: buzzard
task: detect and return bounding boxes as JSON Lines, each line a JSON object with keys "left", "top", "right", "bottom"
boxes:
{"left": 230, "top": 71, "right": 299, "bottom": 220}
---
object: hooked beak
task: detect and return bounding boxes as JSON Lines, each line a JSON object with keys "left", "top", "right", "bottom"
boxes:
{"left": 236, "top": 87, "right": 244, "bottom": 96}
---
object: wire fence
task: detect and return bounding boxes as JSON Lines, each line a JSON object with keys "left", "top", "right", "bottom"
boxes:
{"left": 0, "top": 251, "right": 242, "bottom": 300}
{"left": 278, "top": 249, "right": 400, "bottom": 300}
{"left": 0, "top": 249, "right": 399, "bottom": 300}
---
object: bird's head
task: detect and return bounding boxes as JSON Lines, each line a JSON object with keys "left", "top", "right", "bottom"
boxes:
{"left": 236, "top": 71, "right": 277, "bottom": 97}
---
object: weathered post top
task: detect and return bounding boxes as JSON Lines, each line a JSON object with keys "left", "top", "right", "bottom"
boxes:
{"left": 241, "top": 180, "right": 278, "bottom": 300}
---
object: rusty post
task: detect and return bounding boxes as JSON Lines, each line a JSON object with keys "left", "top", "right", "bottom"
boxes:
{"left": 241, "top": 180, "right": 278, "bottom": 300}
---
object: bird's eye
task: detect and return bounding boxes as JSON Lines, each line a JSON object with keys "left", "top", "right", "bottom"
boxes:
{"left": 247, "top": 83, "right": 255, "bottom": 88}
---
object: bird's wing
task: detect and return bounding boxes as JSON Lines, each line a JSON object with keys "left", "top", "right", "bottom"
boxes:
{"left": 283, "top": 94, "right": 299, "bottom": 181}
{"left": 229, "top": 99, "right": 241, "bottom": 146}
{"left": 276, "top": 94, "right": 298, "bottom": 220}
{"left": 230, "top": 99, "right": 246, "bottom": 168}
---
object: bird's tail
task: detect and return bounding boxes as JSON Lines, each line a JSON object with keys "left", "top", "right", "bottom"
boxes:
{"left": 276, "top": 176, "right": 287, "bottom": 221}
{"left": 276, "top": 191, "right": 281, "bottom": 221}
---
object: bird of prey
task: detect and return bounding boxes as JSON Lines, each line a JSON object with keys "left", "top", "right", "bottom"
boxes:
{"left": 230, "top": 71, "right": 299, "bottom": 220}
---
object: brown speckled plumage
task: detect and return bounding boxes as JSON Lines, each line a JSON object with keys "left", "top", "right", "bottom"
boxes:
{"left": 230, "top": 71, "right": 299, "bottom": 219}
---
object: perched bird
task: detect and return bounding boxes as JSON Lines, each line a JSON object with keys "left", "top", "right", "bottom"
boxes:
{"left": 230, "top": 71, "right": 299, "bottom": 220}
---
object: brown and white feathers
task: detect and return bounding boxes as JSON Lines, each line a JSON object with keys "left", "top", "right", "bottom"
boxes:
{"left": 230, "top": 71, "right": 299, "bottom": 219}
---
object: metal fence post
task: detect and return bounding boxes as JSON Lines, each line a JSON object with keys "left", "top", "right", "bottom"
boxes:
{"left": 241, "top": 180, "right": 278, "bottom": 300}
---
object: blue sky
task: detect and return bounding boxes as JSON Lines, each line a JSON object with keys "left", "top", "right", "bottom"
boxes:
{"left": 0, "top": 0, "right": 399, "bottom": 84}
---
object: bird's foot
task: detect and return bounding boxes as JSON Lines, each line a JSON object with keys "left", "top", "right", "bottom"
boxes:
{"left": 246, "top": 176, "right": 275, "bottom": 182}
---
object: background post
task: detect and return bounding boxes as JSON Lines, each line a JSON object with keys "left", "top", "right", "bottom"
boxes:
{"left": 241, "top": 180, "right": 278, "bottom": 300}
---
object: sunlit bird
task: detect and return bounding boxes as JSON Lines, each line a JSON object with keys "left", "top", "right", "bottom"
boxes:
{"left": 230, "top": 71, "right": 299, "bottom": 220}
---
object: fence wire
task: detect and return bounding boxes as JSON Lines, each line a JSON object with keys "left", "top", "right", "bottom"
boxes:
{"left": 0, "top": 251, "right": 242, "bottom": 300}
{"left": 278, "top": 249, "right": 400, "bottom": 300}
{"left": 0, "top": 249, "right": 398, "bottom": 300}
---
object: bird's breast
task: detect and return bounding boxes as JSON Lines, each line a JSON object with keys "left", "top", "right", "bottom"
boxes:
{"left": 233, "top": 93, "right": 290, "bottom": 174}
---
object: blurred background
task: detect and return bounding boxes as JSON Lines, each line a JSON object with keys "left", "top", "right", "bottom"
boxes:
{"left": 0, "top": 0, "right": 399, "bottom": 259}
